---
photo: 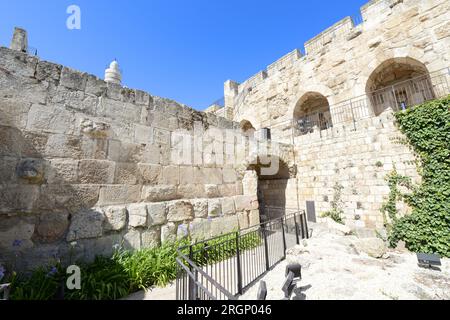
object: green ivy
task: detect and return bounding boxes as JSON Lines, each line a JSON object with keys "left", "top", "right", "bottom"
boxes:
{"left": 382, "top": 96, "right": 450, "bottom": 257}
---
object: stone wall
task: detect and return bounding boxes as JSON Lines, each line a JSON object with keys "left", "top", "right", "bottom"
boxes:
{"left": 225, "top": 0, "right": 449, "bottom": 129}
{"left": 0, "top": 46, "right": 262, "bottom": 270}
{"left": 294, "top": 111, "right": 421, "bottom": 229}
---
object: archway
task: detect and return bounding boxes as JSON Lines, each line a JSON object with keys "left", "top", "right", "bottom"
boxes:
{"left": 293, "top": 92, "right": 332, "bottom": 135}
{"left": 240, "top": 119, "right": 256, "bottom": 137}
{"left": 366, "top": 57, "right": 434, "bottom": 116}
{"left": 244, "top": 155, "right": 290, "bottom": 221}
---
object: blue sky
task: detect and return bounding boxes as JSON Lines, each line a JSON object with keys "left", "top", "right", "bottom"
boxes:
{"left": 0, "top": 0, "right": 367, "bottom": 110}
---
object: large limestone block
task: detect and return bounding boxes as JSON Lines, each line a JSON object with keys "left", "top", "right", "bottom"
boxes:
{"left": 141, "top": 185, "right": 178, "bottom": 202}
{"left": 103, "top": 205, "right": 127, "bottom": 231}
{"left": 161, "top": 222, "right": 177, "bottom": 243}
{"left": 167, "top": 200, "right": 194, "bottom": 222}
{"left": 205, "top": 184, "right": 220, "bottom": 198}
{"left": 177, "top": 184, "right": 205, "bottom": 199}
{"left": 127, "top": 203, "right": 148, "bottom": 227}
{"left": 248, "top": 210, "right": 261, "bottom": 227}
{"left": 98, "top": 185, "right": 141, "bottom": 206}
{"left": 237, "top": 211, "right": 249, "bottom": 229}
{"left": 192, "top": 199, "right": 208, "bottom": 218}
{"left": 78, "top": 160, "right": 115, "bottom": 184}
{"left": 189, "top": 219, "right": 209, "bottom": 241}
{"left": 66, "top": 209, "right": 105, "bottom": 241}
{"left": 162, "top": 165, "right": 179, "bottom": 185}
{"left": 221, "top": 197, "right": 236, "bottom": 216}
{"left": 146, "top": 202, "right": 167, "bottom": 226}
{"left": 60, "top": 67, "right": 87, "bottom": 91}
{"left": 123, "top": 229, "right": 141, "bottom": 250}
{"left": 0, "top": 217, "right": 35, "bottom": 250}
{"left": 36, "top": 212, "right": 69, "bottom": 243}
{"left": 210, "top": 216, "right": 239, "bottom": 236}
{"left": 208, "top": 199, "right": 222, "bottom": 217}
{"left": 242, "top": 170, "right": 258, "bottom": 196}
{"left": 114, "top": 163, "right": 138, "bottom": 185}
{"left": 45, "top": 159, "right": 79, "bottom": 184}
{"left": 141, "top": 228, "right": 161, "bottom": 248}
{"left": 234, "top": 195, "right": 254, "bottom": 212}
{"left": 138, "top": 164, "right": 161, "bottom": 185}
{"left": 353, "top": 237, "right": 387, "bottom": 259}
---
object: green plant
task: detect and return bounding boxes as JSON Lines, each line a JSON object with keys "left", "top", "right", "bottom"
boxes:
{"left": 322, "top": 182, "right": 345, "bottom": 224}
{"left": 375, "top": 161, "right": 383, "bottom": 168}
{"left": 9, "top": 265, "right": 62, "bottom": 300}
{"left": 381, "top": 96, "right": 450, "bottom": 257}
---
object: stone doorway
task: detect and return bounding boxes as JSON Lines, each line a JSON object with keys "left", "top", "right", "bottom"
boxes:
{"left": 243, "top": 156, "right": 290, "bottom": 221}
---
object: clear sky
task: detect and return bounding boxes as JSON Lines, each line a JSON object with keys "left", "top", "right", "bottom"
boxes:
{"left": 0, "top": 0, "right": 368, "bottom": 110}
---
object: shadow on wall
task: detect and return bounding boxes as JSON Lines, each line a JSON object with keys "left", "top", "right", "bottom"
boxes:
{"left": 0, "top": 106, "right": 136, "bottom": 272}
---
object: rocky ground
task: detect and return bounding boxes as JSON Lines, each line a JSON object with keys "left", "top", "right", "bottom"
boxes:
{"left": 239, "top": 221, "right": 450, "bottom": 300}
{"left": 125, "top": 220, "right": 449, "bottom": 300}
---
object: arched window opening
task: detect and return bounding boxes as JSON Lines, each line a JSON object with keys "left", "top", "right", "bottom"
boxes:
{"left": 293, "top": 92, "right": 332, "bottom": 136}
{"left": 366, "top": 58, "right": 435, "bottom": 116}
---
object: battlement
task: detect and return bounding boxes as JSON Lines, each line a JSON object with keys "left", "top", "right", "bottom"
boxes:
{"left": 229, "top": 0, "right": 409, "bottom": 95}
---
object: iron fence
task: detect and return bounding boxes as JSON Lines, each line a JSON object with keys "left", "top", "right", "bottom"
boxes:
{"left": 176, "top": 211, "right": 308, "bottom": 300}
{"left": 292, "top": 67, "right": 450, "bottom": 137}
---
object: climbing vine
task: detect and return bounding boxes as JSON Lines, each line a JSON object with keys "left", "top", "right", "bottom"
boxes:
{"left": 382, "top": 96, "right": 450, "bottom": 257}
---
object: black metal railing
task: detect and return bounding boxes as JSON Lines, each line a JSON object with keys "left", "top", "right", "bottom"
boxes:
{"left": 292, "top": 67, "right": 450, "bottom": 137}
{"left": 176, "top": 211, "right": 308, "bottom": 300}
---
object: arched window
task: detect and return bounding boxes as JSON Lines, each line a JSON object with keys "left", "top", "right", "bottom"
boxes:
{"left": 366, "top": 57, "right": 434, "bottom": 116}
{"left": 293, "top": 92, "right": 332, "bottom": 135}
{"left": 239, "top": 120, "right": 256, "bottom": 137}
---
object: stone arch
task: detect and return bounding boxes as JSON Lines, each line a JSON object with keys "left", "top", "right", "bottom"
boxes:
{"left": 364, "top": 56, "right": 434, "bottom": 116}
{"left": 239, "top": 119, "right": 256, "bottom": 137}
{"left": 292, "top": 92, "right": 332, "bottom": 135}
{"left": 288, "top": 84, "right": 334, "bottom": 118}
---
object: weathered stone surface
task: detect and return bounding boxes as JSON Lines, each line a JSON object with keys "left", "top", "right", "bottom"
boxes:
{"left": 16, "top": 158, "right": 44, "bottom": 184}
{"left": 324, "top": 217, "right": 352, "bottom": 235}
{"left": 0, "top": 217, "right": 35, "bottom": 250}
{"left": 205, "top": 184, "right": 220, "bottom": 198}
{"left": 221, "top": 197, "right": 236, "bottom": 216}
{"left": 123, "top": 229, "right": 141, "bottom": 250}
{"left": 234, "top": 195, "right": 253, "bottom": 212}
{"left": 237, "top": 211, "right": 249, "bottom": 229}
{"left": 114, "top": 162, "right": 138, "bottom": 184}
{"left": 103, "top": 205, "right": 127, "bottom": 231}
{"left": 208, "top": 199, "right": 222, "bottom": 217}
{"left": 127, "top": 203, "right": 148, "bottom": 227}
{"left": 66, "top": 209, "right": 105, "bottom": 241}
{"left": 147, "top": 202, "right": 167, "bottom": 226}
{"left": 161, "top": 222, "right": 177, "bottom": 243}
{"left": 60, "top": 67, "right": 87, "bottom": 91}
{"left": 192, "top": 199, "right": 208, "bottom": 218}
{"left": 353, "top": 237, "right": 387, "bottom": 258}
{"left": 45, "top": 159, "right": 78, "bottom": 184}
{"left": 138, "top": 164, "right": 161, "bottom": 185}
{"left": 141, "top": 185, "right": 178, "bottom": 202}
{"left": 167, "top": 200, "right": 193, "bottom": 222}
{"left": 177, "top": 223, "right": 190, "bottom": 239}
{"left": 98, "top": 185, "right": 140, "bottom": 206}
{"left": 177, "top": 184, "right": 205, "bottom": 199}
{"left": 161, "top": 165, "right": 179, "bottom": 185}
{"left": 141, "top": 228, "right": 161, "bottom": 248}
{"left": 36, "top": 61, "right": 62, "bottom": 82}
{"left": 78, "top": 160, "right": 115, "bottom": 184}
{"left": 248, "top": 210, "right": 260, "bottom": 227}
{"left": 36, "top": 212, "right": 69, "bottom": 243}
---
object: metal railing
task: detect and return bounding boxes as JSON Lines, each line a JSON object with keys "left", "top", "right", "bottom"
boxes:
{"left": 175, "top": 211, "right": 308, "bottom": 300}
{"left": 292, "top": 67, "right": 450, "bottom": 137}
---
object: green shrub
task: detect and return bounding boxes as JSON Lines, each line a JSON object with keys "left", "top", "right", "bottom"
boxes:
{"left": 9, "top": 265, "right": 62, "bottom": 300}
{"left": 383, "top": 96, "right": 450, "bottom": 257}
{"left": 321, "top": 182, "right": 345, "bottom": 224}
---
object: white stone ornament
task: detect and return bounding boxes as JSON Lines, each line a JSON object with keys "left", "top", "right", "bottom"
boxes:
{"left": 104, "top": 60, "right": 122, "bottom": 85}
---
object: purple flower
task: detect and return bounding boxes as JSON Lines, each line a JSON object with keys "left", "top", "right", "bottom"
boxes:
{"left": 0, "top": 265, "right": 5, "bottom": 281}
{"left": 12, "top": 239, "right": 22, "bottom": 247}
{"left": 46, "top": 266, "right": 58, "bottom": 277}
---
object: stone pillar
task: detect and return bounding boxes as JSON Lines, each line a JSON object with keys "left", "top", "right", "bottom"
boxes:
{"left": 10, "top": 27, "right": 28, "bottom": 53}
{"left": 224, "top": 80, "right": 239, "bottom": 121}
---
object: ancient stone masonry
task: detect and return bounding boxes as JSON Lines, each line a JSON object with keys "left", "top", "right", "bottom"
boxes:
{"left": 0, "top": 44, "right": 289, "bottom": 270}
{"left": 216, "top": 0, "right": 450, "bottom": 228}
{"left": 1, "top": 0, "right": 449, "bottom": 271}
